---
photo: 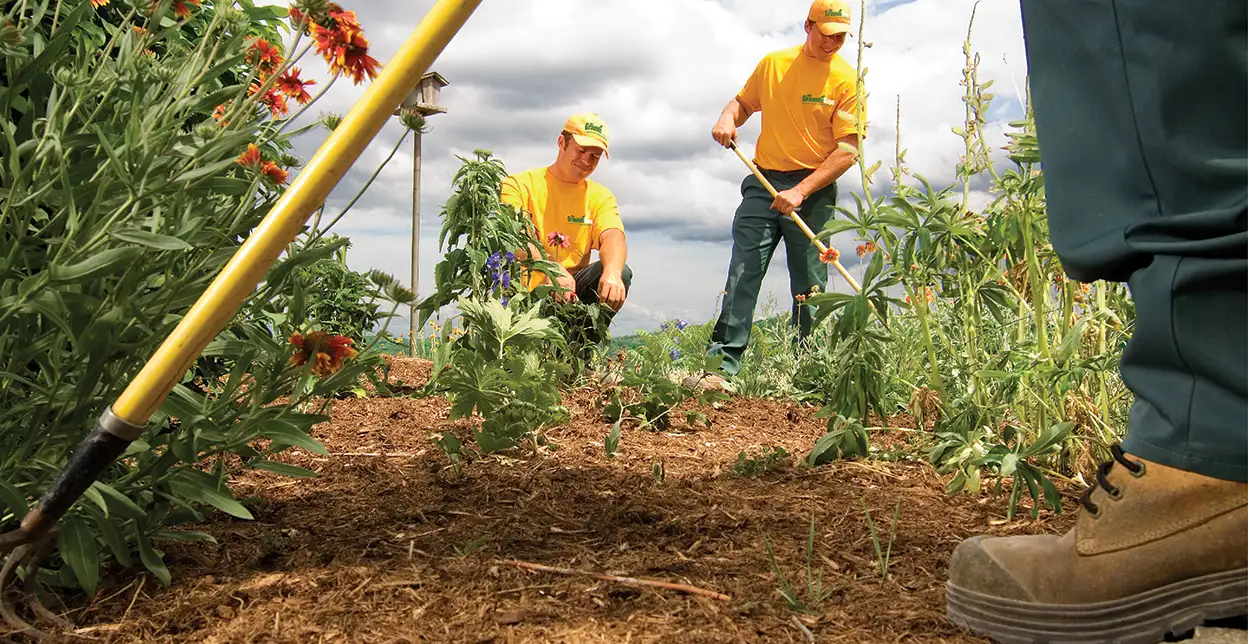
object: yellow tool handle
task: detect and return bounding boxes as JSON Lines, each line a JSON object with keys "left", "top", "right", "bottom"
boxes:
{"left": 112, "top": 0, "right": 483, "bottom": 425}
{"left": 728, "top": 141, "right": 862, "bottom": 293}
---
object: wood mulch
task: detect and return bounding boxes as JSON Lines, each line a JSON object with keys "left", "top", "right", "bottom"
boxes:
{"left": 21, "top": 357, "right": 1083, "bottom": 643}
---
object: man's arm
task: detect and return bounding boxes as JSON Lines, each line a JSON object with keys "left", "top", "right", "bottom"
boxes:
{"left": 596, "top": 228, "right": 628, "bottom": 310}
{"left": 711, "top": 97, "right": 754, "bottom": 148}
{"left": 771, "top": 134, "right": 860, "bottom": 215}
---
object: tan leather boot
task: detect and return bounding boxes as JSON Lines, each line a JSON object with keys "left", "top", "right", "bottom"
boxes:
{"left": 680, "top": 372, "right": 733, "bottom": 393}
{"left": 946, "top": 444, "right": 1248, "bottom": 643}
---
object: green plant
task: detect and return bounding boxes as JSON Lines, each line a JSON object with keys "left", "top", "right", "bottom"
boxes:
{"left": 807, "top": 413, "right": 870, "bottom": 465}
{"left": 763, "top": 516, "right": 832, "bottom": 614}
{"left": 429, "top": 297, "right": 570, "bottom": 455}
{"left": 274, "top": 234, "right": 386, "bottom": 343}
{"left": 0, "top": 0, "right": 398, "bottom": 595}
{"left": 416, "top": 149, "right": 562, "bottom": 327}
{"left": 861, "top": 498, "right": 900, "bottom": 580}
{"left": 732, "top": 446, "right": 790, "bottom": 477}
{"left": 790, "top": 3, "right": 1135, "bottom": 519}
{"left": 604, "top": 422, "right": 621, "bottom": 459}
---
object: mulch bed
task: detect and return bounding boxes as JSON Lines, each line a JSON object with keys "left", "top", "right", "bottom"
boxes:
{"left": 26, "top": 357, "right": 1080, "bottom": 643}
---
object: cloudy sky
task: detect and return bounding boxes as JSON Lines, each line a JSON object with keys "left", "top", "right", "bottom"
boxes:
{"left": 264, "top": 0, "right": 1029, "bottom": 335}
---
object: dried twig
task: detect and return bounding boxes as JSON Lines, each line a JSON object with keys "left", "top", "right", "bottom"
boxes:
{"left": 790, "top": 615, "right": 815, "bottom": 643}
{"left": 499, "top": 560, "right": 730, "bottom": 601}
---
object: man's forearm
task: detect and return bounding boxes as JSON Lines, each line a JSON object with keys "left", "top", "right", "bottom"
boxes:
{"left": 794, "top": 136, "right": 859, "bottom": 197}
{"left": 721, "top": 97, "right": 751, "bottom": 127}
{"left": 599, "top": 229, "right": 627, "bottom": 278}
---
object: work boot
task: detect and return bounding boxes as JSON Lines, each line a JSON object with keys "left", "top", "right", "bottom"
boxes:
{"left": 945, "top": 444, "right": 1248, "bottom": 644}
{"left": 680, "top": 372, "right": 734, "bottom": 393}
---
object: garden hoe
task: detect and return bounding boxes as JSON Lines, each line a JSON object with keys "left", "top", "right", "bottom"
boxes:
{"left": 728, "top": 140, "right": 863, "bottom": 293}
{"left": 0, "top": 0, "right": 482, "bottom": 637}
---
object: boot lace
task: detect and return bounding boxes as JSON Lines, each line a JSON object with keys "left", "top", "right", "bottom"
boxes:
{"left": 1079, "top": 444, "right": 1144, "bottom": 516}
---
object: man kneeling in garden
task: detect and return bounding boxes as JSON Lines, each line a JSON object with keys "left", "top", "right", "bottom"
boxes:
{"left": 500, "top": 112, "right": 632, "bottom": 344}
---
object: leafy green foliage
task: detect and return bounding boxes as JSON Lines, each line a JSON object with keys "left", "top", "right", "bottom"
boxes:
{"left": 432, "top": 297, "right": 570, "bottom": 454}
{"left": 731, "top": 446, "right": 790, "bottom": 477}
{"left": 0, "top": 0, "right": 383, "bottom": 594}
{"left": 272, "top": 234, "right": 386, "bottom": 343}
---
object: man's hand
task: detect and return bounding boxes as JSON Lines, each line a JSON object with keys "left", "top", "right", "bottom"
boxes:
{"left": 552, "top": 270, "right": 578, "bottom": 303}
{"left": 711, "top": 114, "right": 737, "bottom": 149}
{"left": 598, "top": 272, "right": 627, "bottom": 311}
{"left": 771, "top": 187, "right": 805, "bottom": 215}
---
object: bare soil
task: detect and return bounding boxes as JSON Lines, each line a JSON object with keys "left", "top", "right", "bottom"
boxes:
{"left": 37, "top": 357, "right": 1083, "bottom": 643}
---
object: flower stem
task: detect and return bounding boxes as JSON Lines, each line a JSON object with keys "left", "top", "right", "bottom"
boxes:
{"left": 308, "top": 127, "right": 412, "bottom": 243}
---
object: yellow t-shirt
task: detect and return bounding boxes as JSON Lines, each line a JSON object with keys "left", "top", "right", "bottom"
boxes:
{"left": 737, "top": 45, "right": 864, "bottom": 171}
{"left": 500, "top": 167, "right": 624, "bottom": 287}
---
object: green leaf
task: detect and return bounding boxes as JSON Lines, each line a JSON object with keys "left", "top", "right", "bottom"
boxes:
{"left": 49, "top": 247, "right": 144, "bottom": 281}
{"left": 136, "top": 529, "right": 171, "bottom": 586}
{"left": 174, "top": 157, "right": 239, "bottom": 185}
{"left": 169, "top": 470, "right": 253, "bottom": 520}
{"left": 1026, "top": 421, "right": 1075, "bottom": 457}
{"left": 817, "top": 218, "right": 861, "bottom": 239}
{"left": 108, "top": 228, "right": 193, "bottom": 251}
{"left": 81, "top": 484, "right": 110, "bottom": 517}
{"left": 0, "top": 479, "right": 29, "bottom": 519}
{"left": 604, "top": 420, "right": 621, "bottom": 459}
{"left": 258, "top": 419, "right": 329, "bottom": 456}
{"left": 806, "top": 430, "right": 844, "bottom": 467}
{"left": 1000, "top": 452, "right": 1019, "bottom": 478}
{"left": 93, "top": 513, "right": 133, "bottom": 567}
{"left": 250, "top": 460, "right": 318, "bottom": 478}
{"left": 58, "top": 515, "right": 101, "bottom": 595}
{"left": 473, "top": 427, "right": 517, "bottom": 453}
{"left": 1054, "top": 317, "right": 1090, "bottom": 366}
{"left": 152, "top": 530, "right": 218, "bottom": 544}
{"left": 92, "top": 481, "right": 146, "bottom": 520}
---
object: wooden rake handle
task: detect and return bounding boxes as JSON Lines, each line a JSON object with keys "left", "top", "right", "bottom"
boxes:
{"left": 728, "top": 141, "right": 862, "bottom": 293}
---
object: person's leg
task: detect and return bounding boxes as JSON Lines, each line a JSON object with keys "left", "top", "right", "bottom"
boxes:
{"left": 774, "top": 171, "right": 836, "bottom": 339}
{"left": 571, "top": 261, "right": 633, "bottom": 344}
{"left": 1022, "top": 0, "right": 1246, "bottom": 481}
{"left": 945, "top": 1, "right": 1247, "bottom": 641}
{"left": 705, "top": 174, "right": 782, "bottom": 378}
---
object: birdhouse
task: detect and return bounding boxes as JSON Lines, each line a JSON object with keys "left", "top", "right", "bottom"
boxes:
{"left": 399, "top": 71, "right": 449, "bottom": 116}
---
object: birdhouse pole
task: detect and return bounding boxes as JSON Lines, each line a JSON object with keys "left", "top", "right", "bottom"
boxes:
{"left": 395, "top": 71, "right": 448, "bottom": 357}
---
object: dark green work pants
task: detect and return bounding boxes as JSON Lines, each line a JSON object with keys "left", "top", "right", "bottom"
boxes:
{"left": 1021, "top": 0, "right": 1247, "bottom": 481}
{"left": 707, "top": 169, "right": 837, "bottom": 377}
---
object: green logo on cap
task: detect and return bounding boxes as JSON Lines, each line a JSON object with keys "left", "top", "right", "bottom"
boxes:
{"left": 583, "top": 122, "right": 605, "bottom": 136}
{"left": 825, "top": 9, "right": 845, "bottom": 16}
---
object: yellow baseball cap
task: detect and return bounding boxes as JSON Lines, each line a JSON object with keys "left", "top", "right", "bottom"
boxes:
{"left": 808, "top": 0, "right": 852, "bottom": 36}
{"left": 563, "top": 112, "right": 610, "bottom": 157}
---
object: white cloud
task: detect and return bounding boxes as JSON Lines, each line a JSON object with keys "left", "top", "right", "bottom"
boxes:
{"left": 258, "top": 0, "right": 1029, "bottom": 334}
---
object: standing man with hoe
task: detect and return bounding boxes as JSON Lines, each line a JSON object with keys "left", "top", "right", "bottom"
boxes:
{"left": 686, "top": 0, "right": 865, "bottom": 392}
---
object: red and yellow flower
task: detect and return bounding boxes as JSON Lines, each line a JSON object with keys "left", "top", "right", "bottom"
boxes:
{"left": 261, "top": 161, "right": 288, "bottom": 185}
{"left": 247, "top": 37, "right": 284, "bottom": 76}
{"left": 147, "top": 0, "right": 199, "bottom": 19}
{"left": 819, "top": 247, "right": 840, "bottom": 264}
{"left": 235, "top": 143, "right": 262, "bottom": 167}
{"left": 289, "top": 331, "right": 358, "bottom": 377}
{"left": 249, "top": 81, "right": 290, "bottom": 118}
{"left": 276, "top": 67, "right": 316, "bottom": 104}
{"left": 310, "top": 8, "right": 380, "bottom": 85}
